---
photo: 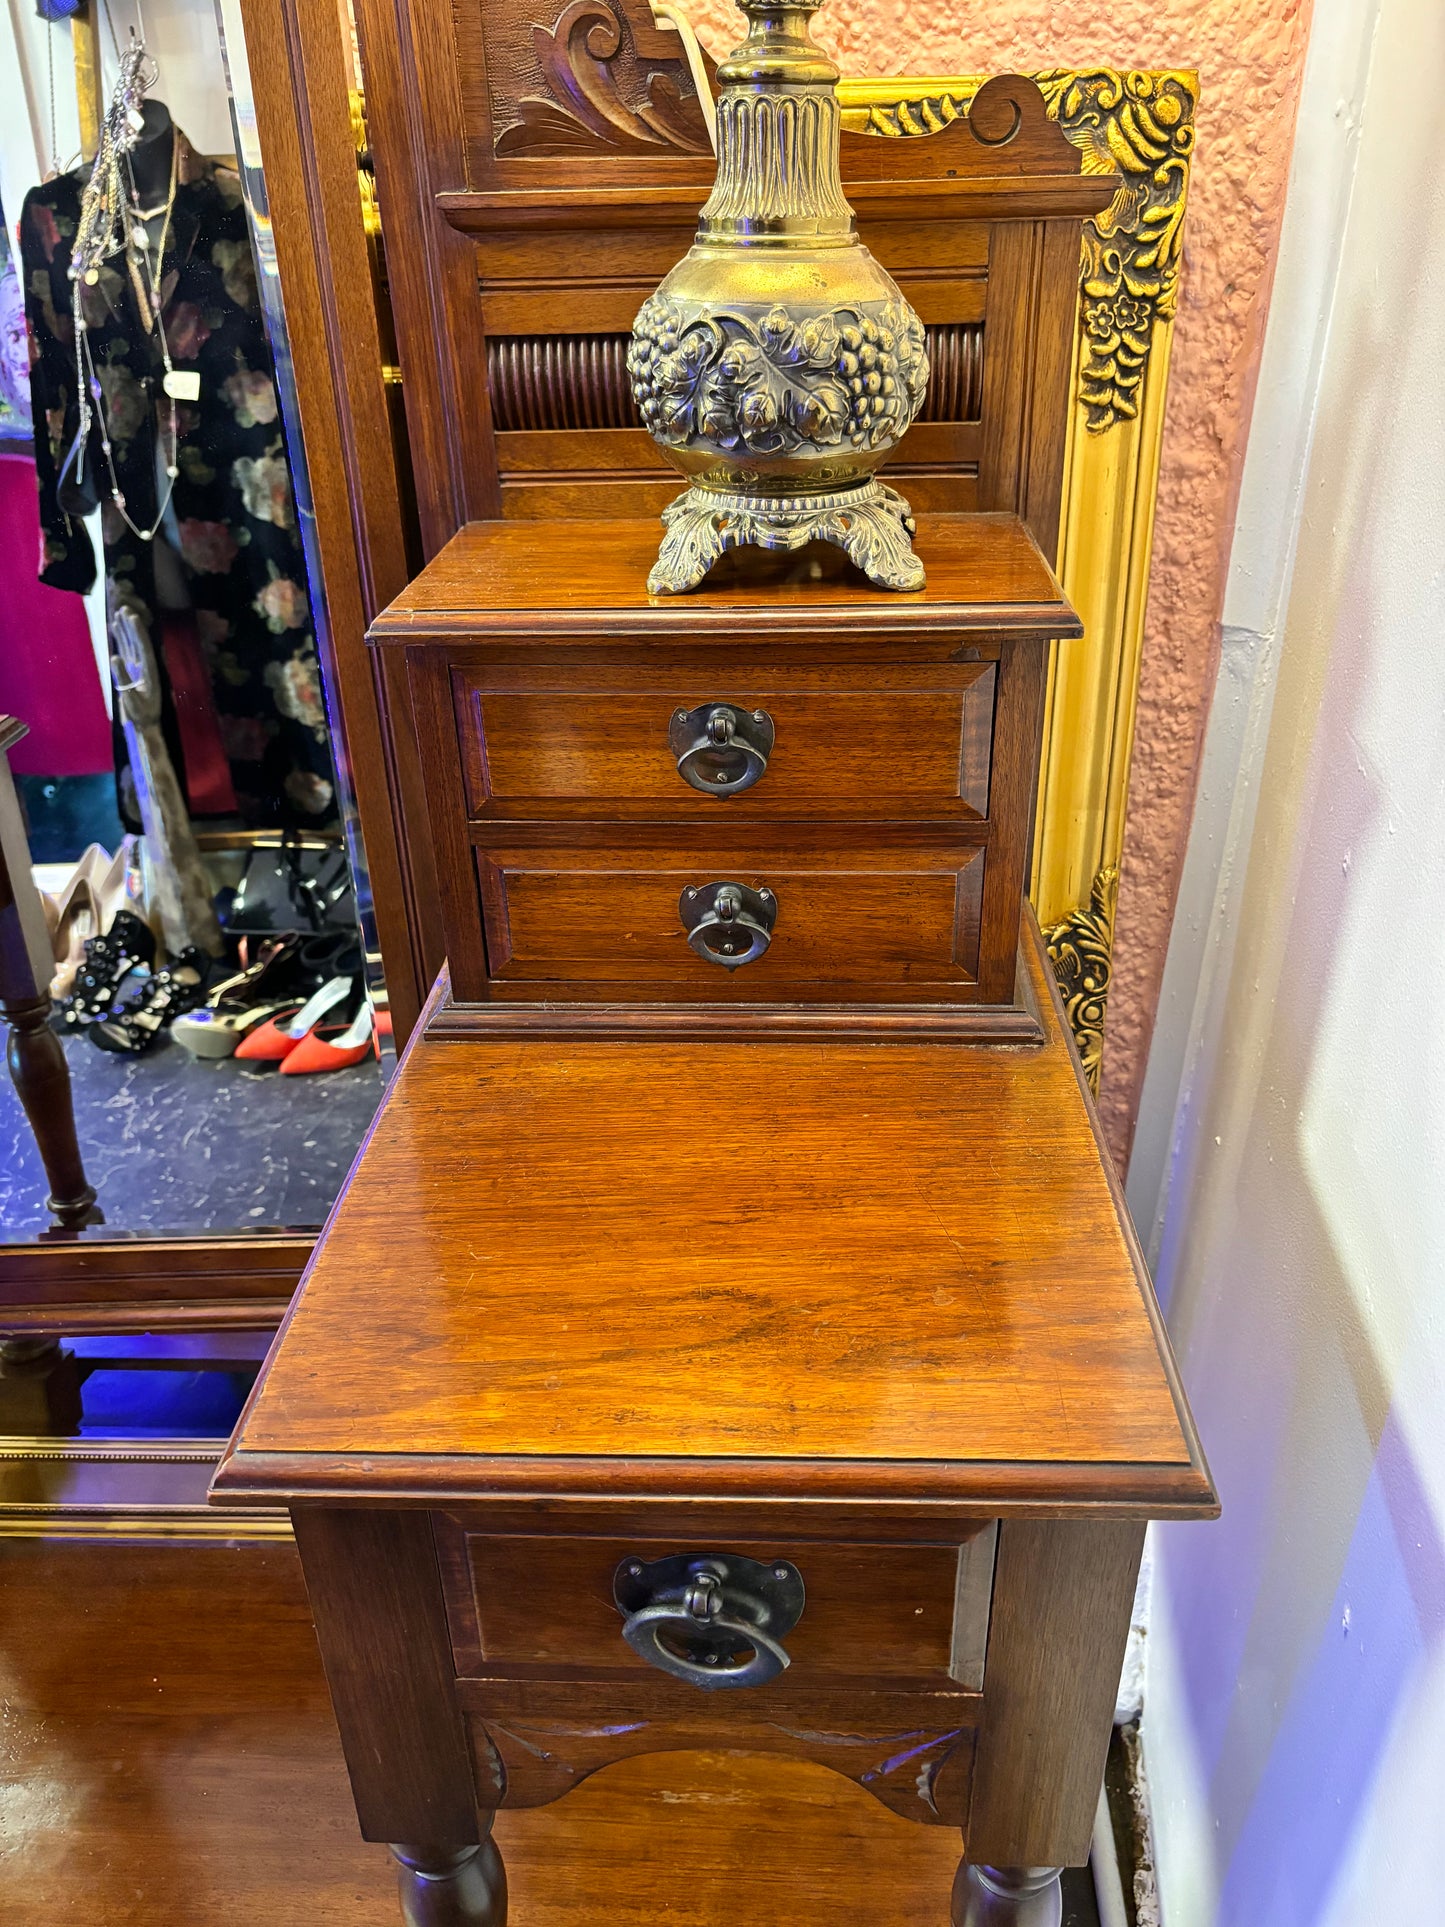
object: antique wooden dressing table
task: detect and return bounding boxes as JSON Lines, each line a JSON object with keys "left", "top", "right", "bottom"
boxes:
{"left": 212, "top": 7, "right": 1214, "bottom": 1921}
{"left": 211, "top": 520, "right": 1215, "bottom": 1927}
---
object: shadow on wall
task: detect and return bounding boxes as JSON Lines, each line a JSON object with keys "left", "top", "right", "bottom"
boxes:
{"left": 1145, "top": 92, "right": 1445, "bottom": 1926}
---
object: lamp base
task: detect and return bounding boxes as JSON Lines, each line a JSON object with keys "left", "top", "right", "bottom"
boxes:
{"left": 647, "top": 478, "right": 926, "bottom": 595}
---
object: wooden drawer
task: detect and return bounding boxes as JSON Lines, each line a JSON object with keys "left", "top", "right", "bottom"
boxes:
{"left": 437, "top": 1527, "right": 998, "bottom": 1690}
{"left": 470, "top": 835, "right": 986, "bottom": 996}
{"left": 451, "top": 653, "right": 996, "bottom": 822}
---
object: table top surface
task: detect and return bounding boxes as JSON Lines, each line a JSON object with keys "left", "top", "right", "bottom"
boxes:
{"left": 366, "top": 513, "right": 1082, "bottom": 641}
{"left": 215, "top": 924, "right": 1213, "bottom": 1518}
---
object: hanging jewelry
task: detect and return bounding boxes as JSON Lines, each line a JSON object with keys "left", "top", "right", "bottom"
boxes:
{"left": 44, "top": 19, "right": 63, "bottom": 180}
{"left": 63, "top": 30, "right": 192, "bottom": 545}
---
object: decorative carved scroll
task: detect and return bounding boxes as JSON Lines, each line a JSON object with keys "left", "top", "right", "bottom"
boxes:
{"left": 1036, "top": 71, "right": 1194, "bottom": 431}
{"left": 838, "top": 73, "right": 1086, "bottom": 186}
{"left": 487, "top": 324, "right": 981, "bottom": 435}
{"left": 474, "top": 1711, "right": 973, "bottom": 1825}
{"left": 495, "top": 0, "right": 712, "bottom": 157}
{"left": 1044, "top": 864, "right": 1117, "bottom": 1093}
{"left": 844, "top": 69, "right": 1197, "bottom": 432}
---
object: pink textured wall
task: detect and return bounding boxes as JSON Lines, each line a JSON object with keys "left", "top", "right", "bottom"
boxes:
{"left": 693, "top": 0, "right": 1316, "bottom": 1165}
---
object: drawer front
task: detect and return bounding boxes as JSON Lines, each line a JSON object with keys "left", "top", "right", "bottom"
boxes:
{"left": 452, "top": 658, "right": 995, "bottom": 821}
{"left": 472, "top": 838, "right": 985, "bottom": 992}
{"left": 439, "top": 1528, "right": 997, "bottom": 1689}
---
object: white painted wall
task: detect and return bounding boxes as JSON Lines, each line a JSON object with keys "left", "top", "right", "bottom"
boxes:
{"left": 0, "top": 0, "right": 233, "bottom": 252}
{"left": 1132, "top": 0, "right": 1445, "bottom": 1918}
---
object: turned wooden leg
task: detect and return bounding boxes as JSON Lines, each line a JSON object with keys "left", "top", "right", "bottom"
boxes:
{"left": 293, "top": 1511, "right": 494, "bottom": 1921}
{"left": 951, "top": 1862, "right": 1063, "bottom": 1927}
{"left": 392, "top": 1831, "right": 506, "bottom": 1926}
{"left": 0, "top": 1334, "right": 63, "bottom": 1366}
{"left": 3, "top": 993, "right": 98, "bottom": 1225}
{"left": 0, "top": 1336, "right": 85, "bottom": 1433}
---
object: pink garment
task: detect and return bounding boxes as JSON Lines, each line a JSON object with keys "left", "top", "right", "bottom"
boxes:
{"left": 0, "top": 448, "right": 111, "bottom": 774}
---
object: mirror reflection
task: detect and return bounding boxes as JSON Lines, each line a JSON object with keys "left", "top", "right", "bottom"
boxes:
{"left": 0, "top": 0, "right": 384, "bottom": 1251}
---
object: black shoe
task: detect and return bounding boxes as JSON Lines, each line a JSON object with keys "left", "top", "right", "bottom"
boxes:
{"left": 88, "top": 949, "right": 211, "bottom": 1055}
{"left": 58, "top": 911, "right": 157, "bottom": 1030}
{"left": 296, "top": 929, "right": 362, "bottom": 987}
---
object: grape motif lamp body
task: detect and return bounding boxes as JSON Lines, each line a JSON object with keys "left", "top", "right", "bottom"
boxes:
{"left": 628, "top": 0, "right": 929, "bottom": 594}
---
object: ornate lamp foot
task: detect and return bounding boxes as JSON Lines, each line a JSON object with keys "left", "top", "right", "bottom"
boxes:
{"left": 648, "top": 479, "right": 926, "bottom": 595}
{"left": 951, "top": 1863, "right": 1063, "bottom": 1927}
{"left": 392, "top": 1836, "right": 507, "bottom": 1927}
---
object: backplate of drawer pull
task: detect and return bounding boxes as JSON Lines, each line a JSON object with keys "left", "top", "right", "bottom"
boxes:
{"left": 669, "top": 701, "right": 775, "bottom": 796}
{"left": 613, "top": 1552, "right": 806, "bottom": 1691}
{"left": 679, "top": 880, "right": 777, "bottom": 968}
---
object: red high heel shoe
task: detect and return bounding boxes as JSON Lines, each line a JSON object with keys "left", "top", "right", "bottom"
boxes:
{"left": 234, "top": 975, "right": 354, "bottom": 1064}
{"left": 280, "top": 993, "right": 376, "bottom": 1075}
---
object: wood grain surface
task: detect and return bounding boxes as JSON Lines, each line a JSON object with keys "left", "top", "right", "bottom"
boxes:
{"left": 406, "top": 613, "right": 1050, "bottom": 1019}
{"left": 471, "top": 835, "right": 986, "bottom": 988}
{"left": 0, "top": 1536, "right": 1088, "bottom": 1926}
{"left": 214, "top": 924, "right": 1211, "bottom": 1511}
{"left": 293, "top": 1507, "right": 480, "bottom": 1845}
{"left": 452, "top": 658, "right": 997, "bottom": 821}
{"left": 437, "top": 1523, "right": 980, "bottom": 1684}
{"left": 368, "top": 514, "right": 1080, "bottom": 639}
{"left": 967, "top": 1519, "right": 1145, "bottom": 1866}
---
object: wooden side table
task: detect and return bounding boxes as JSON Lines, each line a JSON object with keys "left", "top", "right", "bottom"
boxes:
{"left": 212, "top": 922, "right": 1214, "bottom": 1926}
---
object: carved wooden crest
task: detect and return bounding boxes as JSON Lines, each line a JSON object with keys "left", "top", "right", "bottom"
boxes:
{"left": 494, "top": 0, "right": 712, "bottom": 158}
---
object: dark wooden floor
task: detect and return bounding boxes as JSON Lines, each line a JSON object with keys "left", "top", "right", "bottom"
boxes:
{"left": 0, "top": 1536, "right": 1100, "bottom": 1925}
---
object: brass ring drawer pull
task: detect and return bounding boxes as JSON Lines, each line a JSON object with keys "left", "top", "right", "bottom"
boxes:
{"left": 614, "top": 1553, "right": 805, "bottom": 1691}
{"left": 669, "top": 702, "right": 774, "bottom": 796}
{"left": 679, "top": 881, "right": 776, "bottom": 969}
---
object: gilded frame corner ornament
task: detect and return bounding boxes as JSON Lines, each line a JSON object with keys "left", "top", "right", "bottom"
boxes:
{"left": 839, "top": 66, "right": 1196, "bottom": 1074}
{"left": 1037, "top": 70, "right": 1195, "bottom": 433}
{"left": 1043, "top": 865, "right": 1118, "bottom": 1095}
{"left": 839, "top": 68, "right": 1197, "bottom": 434}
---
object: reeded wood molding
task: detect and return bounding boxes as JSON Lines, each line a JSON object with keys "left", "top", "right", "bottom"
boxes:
{"left": 486, "top": 324, "right": 983, "bottom": 434}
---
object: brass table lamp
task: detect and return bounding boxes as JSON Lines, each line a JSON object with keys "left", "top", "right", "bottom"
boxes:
{"left": 628, "top": 0, "right": 930, "bottom": 594}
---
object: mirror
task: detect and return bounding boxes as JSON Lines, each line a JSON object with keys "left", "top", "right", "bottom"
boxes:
{"left": 0, "top": 0, "right": 388, "bottom": 1299}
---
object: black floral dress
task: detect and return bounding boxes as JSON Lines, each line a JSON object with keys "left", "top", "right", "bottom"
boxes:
{"left": 20, "top": 132, "right": 335, "bottom": 827}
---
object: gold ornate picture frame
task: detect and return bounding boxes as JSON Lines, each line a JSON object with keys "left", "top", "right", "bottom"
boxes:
{"left": 839, "top": 72, "right": 1196, "bottom": 1091}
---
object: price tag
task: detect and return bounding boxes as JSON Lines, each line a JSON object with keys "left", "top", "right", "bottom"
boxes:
{"left": 163, "top": 369, "right": 201, "bottom": 401}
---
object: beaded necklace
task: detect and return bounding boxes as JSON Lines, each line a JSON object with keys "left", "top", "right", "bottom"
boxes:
{"left": 64, "top": 36, "right": 196, "bottom": 545}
